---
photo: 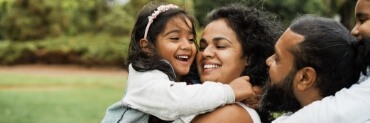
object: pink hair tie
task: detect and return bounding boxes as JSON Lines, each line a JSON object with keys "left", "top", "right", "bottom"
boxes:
{"left": 143, "top": 4, "right": 179, "bottom": 39}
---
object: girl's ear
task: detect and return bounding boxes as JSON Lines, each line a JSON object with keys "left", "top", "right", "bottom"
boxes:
{"left": 140, "top": 39, "right": 152, "bottom": 54}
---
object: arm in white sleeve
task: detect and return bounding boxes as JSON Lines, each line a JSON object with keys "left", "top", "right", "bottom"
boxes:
{"left": 274, "top": 77, "right": 370, "bottom": 123}
{"left": 122, "top": 65, "right": 235, "bottom": 121}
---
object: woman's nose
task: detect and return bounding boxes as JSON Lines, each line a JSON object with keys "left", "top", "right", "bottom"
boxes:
{"left": 202, "top": 46, "right": 214, "bottom": 58}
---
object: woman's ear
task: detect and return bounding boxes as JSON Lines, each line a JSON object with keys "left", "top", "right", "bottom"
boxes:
{"left": 296, "top": 67, "right": 317, "bottom": 90}
{"left": 244, "top": 56, "right": 249, "bottom": 67}
{"left": 140, "top": 39, "right": 151, "bottom": 54}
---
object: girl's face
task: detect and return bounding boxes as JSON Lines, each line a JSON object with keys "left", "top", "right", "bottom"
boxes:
{"left": 352, "top": 0, "right": 370, "bottom": 41}
{"left": 156, "top": 15, "right": 197, "bottom": 79}
{"left": 197, "top": 19, "right": 247, "bottom": 84}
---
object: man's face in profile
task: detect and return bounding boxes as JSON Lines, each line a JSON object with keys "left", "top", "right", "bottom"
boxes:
{"left": 260, "top": 29, "right": 302, "bottom": 112}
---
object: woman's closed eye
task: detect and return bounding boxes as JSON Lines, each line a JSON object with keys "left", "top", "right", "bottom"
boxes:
{"left": 169, "top": 37, "right": 179, "bottom": 41}
{"left": 216, "top": 45, "right": 227, "bottom": 49}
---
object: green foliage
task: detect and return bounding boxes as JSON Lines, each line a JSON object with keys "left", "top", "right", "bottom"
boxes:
{"left": 65, "top": 0, "right": 110, "bottom": 34}
{"left": 0, "top": 0, "right": 135, "bottom": 40}
{"left": 193, "top": 0, "right": 231, "bottom": 26}
{"left": 0, "top": 0, "right": 67, "bottom": 41}
{"left": 0, "top": 0, "right": 12, "bottom": 39}
{"left": 192, "top": 0, "right": 351, "bottom": 28}
{"left": 123, "top": 0, "right": 194, "bottom": 17}
{"left": 261, "top": 0, "right": 329, "bottom": 27}
{"left": 99, "top": 6, "right": 134, "bottom": 36}
{"left": 0, "top": 34, "right": 129, "bottom": 66}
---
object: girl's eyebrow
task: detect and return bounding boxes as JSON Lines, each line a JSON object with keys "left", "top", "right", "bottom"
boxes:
{"left": 163, "top": 29, "right": 180, "bottom": 36}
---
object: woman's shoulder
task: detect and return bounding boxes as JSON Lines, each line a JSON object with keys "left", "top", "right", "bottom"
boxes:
{"left": 191, "top": 103, "right": 257, "bottom": 123}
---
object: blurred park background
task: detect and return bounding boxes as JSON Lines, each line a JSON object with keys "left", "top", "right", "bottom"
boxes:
{"left": 0, "top": 0, "right": 356, "bottom": 122}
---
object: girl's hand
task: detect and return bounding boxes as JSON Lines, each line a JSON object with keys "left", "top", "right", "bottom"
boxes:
{"left": 229, "top": 76, "right": 256, "bottom": 102}
{"left": 242, "top": 86, "right": 263, "bottom": 109}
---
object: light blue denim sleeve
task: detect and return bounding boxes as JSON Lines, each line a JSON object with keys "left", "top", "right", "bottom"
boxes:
{"left": 122, "top": 65, "right": 235, "bottom": 121}
{"left": 274, "top": 78, "right": 370, "bottom": 123}
{"left": 101, "top": 101, "right": 149, "bottom": 123}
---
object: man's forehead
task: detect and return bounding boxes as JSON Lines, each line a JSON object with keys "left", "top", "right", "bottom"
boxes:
{"left": 277, "top": 28, "right": 304, "bottom": 50}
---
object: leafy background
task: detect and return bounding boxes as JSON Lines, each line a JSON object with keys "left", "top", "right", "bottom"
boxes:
{"left": 0, "top": 0, "right": 356, "bottom": 66}
{"left": 0, "top": 0, "right": 356, "bottom": 122}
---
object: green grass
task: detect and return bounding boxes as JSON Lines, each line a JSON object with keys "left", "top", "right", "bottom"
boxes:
{"left": 0, "top": 72, "right": 126, "bottom": 123}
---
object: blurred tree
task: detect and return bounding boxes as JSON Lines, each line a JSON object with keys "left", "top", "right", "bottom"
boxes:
{"left": 193, "top": 0, "right": 355, "bottom": 29}
{"left": 0, "top": 0, "right": 67, "bottom": 41}
{"left": 260, "top": 0, "right": 328, "bottom": 27}
{"left": 0, "top": 0, "right": 12, "bottom": 40}
{"left": 98, "top": 6, "right": 134, "bottom": 36}
{"left": 124, "top": 0, "right": 194, "bottom": 17}
{"left": 64, "top": 0, "right": 110, "bottom": 35}
{"left": 193, "top": 0, "right": 231, "bottom": 26}
{"left": 326, "top": 0, "right": 356, "bottom": 29}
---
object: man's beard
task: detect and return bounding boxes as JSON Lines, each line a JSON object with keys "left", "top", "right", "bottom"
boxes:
{"left": 259, "top": 69, "right": 302, "bottom": 113}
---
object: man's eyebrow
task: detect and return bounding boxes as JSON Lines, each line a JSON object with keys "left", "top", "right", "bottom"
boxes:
{"left": 356, "top": 12, "right": 368, "bottom": 18}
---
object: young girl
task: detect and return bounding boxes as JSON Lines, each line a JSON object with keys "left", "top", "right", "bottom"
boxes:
{"left": 101, "top": 3, "right": 255, "bottom": 123}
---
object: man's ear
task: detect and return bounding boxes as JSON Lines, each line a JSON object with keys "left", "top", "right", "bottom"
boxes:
{"left": 295, "top": 67, "right": 317, "bottom": 91}
{"left": 139, "top": 39, "right": 151, "bottom": 54}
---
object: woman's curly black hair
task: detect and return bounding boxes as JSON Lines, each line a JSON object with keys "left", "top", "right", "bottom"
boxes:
{"left": 205, "top": 4, "right": 282, "bottom": 122}
{"left": 206, "top": 4, "right": 282, "bottom": 87}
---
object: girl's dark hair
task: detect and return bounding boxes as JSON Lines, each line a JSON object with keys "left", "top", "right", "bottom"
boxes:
{"left": 126, "top": 2, "right": 197, "bottom": 81}
{"left": 127, "top": 3, "right": 197, "bottom": 122}
{"left": 205, "top": 4, "right": 282, "bottom": 123}
{"left": 206, "top": 4, "right": 282, "bottom": 87}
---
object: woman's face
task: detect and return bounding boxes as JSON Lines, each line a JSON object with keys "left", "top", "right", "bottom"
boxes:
{"left": 196, "top": 19, "right": 247, "bottom": 84}
{"left": 156, "top": 15, "right": 197, "bottom": 79}
{"left": 352, "top": 0, "right": 370, "bottom": 41}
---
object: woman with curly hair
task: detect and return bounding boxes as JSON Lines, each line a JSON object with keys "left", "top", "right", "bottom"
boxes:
{"left": 191, "top": 4, "right": 282, "bottom": 123}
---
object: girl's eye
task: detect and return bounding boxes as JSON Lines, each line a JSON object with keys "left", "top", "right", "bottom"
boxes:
{"left": 189, "top": 38, "right": 195, "bottom": 43}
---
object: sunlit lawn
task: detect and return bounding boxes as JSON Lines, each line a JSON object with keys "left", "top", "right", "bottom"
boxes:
{"left": 0, "top": 72, "right": 126, "bottom": 123}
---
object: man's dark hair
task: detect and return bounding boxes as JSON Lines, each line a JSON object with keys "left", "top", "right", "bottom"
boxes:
{"left": 289, "top": 15, "right": 360, "bottom": 97}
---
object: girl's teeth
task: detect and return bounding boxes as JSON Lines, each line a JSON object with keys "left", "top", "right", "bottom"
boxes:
{"left": 177, "top": 56, "right": 188, "bottom": 59}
